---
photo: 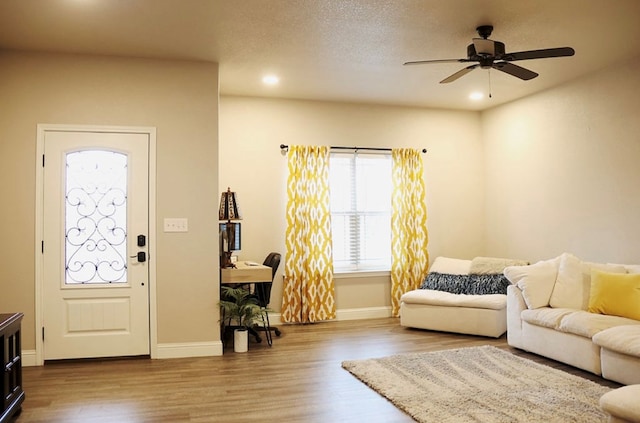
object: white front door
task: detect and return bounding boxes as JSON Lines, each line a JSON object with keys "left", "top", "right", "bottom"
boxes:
{"left": 42, "top": 129, "right": 150, "bottom": 360}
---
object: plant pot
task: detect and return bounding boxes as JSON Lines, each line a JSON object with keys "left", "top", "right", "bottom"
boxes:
{"left": 233, "top": 328, "right": 249, "bottom": 353}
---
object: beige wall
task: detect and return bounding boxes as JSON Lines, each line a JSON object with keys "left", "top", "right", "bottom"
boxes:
{"left": 0, "top": 51, "right": 220, "bottom": 351}
{"left": 219, "top": 97, "right": 484, "bottom": 312}
{"left": 5, "top": 47, "right": 636, "bottom": 355}
{"left": 482, "top": 57, "right": 640, "bottom": 263}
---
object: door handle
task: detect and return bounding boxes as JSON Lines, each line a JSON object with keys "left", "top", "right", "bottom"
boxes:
{"left": 130, "top": 251, "right": 147, "bottom": 263}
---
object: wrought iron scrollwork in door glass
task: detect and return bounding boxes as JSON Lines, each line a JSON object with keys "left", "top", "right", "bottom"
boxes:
{"left": 65, "top": 150, "right": 128, "bottom": 284}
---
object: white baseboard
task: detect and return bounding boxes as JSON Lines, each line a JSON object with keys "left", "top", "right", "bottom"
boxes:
{"left": 267, "top": 313, "right": 282, "bottom": 325}
{"left": 267, "top": 306, "right": 392, "bottom": 324}
{"left": 23, "top": 342, "right": 225, "bottom": 366}
{"left": 336, "top": 306, "right": 392, "bottom": 320}
{"left": 22, "top": 350, "right": 38, "bottom": 367}
{"left": 155, "top": 341, "right": 223, "bottom": 359}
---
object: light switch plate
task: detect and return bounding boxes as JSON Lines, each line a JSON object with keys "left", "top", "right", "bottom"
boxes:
{"left": 164, "top": 218, "right": 188, "bottom": 232}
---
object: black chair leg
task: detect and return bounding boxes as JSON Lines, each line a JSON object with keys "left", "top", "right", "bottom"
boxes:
{"left": 265, "top": 311, "right": 282, "bottom": 338}
{"left": 260, "top": 311, "right": 273, "bottom": 346}
{"left": 253, "top": 310, "right": 282, "bottom": 346}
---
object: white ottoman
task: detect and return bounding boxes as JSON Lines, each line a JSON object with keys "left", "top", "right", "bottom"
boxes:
{"left": 593, "top": 325, "right": 640, "bottom": 385}
{"left": 599, "top": 385, "right": 640, "bottom": 423}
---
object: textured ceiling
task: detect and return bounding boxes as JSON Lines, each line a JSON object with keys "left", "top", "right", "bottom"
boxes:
{"left": 1, "top": 0, "right": 639, "bottom": 110}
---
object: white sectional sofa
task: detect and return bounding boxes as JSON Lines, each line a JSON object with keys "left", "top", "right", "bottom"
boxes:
{"left": 400, "top": 256, "right": 527, "bottom": 338}
{"left": 505, "top": 253, "right": 640, "bottom": 385}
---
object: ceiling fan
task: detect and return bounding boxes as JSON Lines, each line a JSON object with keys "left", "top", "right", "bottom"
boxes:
{"left": 404, "top": 25, "right": 575, "bottom": 83}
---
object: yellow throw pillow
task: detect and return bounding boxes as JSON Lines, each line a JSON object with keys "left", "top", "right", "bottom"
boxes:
{"left": 588, "top": 270, "right": 640, "bottom": 320}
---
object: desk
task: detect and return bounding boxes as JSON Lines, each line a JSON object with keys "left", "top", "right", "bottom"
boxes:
{"left": 221, "top": 261, "right": 271, "bottom": 284}
{"left": 220, "top": 261, "right": 273, "bottom": 347}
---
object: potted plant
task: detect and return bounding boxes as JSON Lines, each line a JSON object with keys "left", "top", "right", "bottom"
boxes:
{"left": 219, "top": 286, "right": 265, "bottom": 352}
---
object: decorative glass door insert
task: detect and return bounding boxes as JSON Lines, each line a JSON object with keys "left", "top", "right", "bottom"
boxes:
{"left": 65, "top": 150, "right": 128, "bottom": 284}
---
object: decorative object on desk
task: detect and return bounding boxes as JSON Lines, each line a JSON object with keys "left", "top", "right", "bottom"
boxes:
{"left": 219, "top": 187, "right": 242, "bottom": 268}
{"left": 219, "top": 286, "right": 265, "bottom": 353}
{"left": 219, "top": 222, "right": 241, "bottom": 265}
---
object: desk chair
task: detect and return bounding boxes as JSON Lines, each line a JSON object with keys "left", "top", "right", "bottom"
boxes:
{"left": 254, "top": 252, "right": 281, "bottom": 346}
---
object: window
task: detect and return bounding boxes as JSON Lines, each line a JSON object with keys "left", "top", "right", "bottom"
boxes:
{"left": 329, "top": 152, "right": 392, "bottom": 272}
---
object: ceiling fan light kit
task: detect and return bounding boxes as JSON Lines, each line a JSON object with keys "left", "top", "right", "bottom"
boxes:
{"left": 405, "top": 25, "right": 575, "bottom": 84}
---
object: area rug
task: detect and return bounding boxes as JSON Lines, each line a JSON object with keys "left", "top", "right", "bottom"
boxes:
{"left": 342, "top": 345, "right": 611, "bottom": 423}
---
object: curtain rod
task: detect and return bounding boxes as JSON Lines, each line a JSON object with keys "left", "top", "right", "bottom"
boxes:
{"left": 279, "top": 144, "right": 427, "bottom": 153}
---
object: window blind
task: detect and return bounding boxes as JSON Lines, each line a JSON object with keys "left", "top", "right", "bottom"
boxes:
{"left": 329, "top": 152, "right": 392, "bottom": 271}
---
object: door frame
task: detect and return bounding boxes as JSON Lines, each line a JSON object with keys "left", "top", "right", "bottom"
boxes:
{"left": 35, "top": 124, "right": 158, "bottom": 365}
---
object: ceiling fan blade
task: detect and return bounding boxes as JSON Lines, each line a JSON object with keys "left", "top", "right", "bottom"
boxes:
{"left": 404, "top": 58, "right": 468, "bottom": 66}
{"left": 440, "top": 64, "right": 479, "bottom": 83}
{"left": 492, "top": 62, "right": 538, "bottom": 80}
{"left": 504, "top": 47, "right": 575, "bottom": 61}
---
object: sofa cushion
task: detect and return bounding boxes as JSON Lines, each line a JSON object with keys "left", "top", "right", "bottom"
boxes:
{"left": 429, "top": 257, "right": 471, "bottom": 275}
{"left": 420, "top": 273, "right": 511, "bottom": 295}
{"left": 625, "top": 264, "right": 640, "bottom": 274}
{"left": 588, "top": 271, "right": 640, "bottom": 320}
{"left": 557, "top": 310, "right": 640, "bottom": 338}
{"left": 549, "top": 253, "right": 584, "bottom": 309}
{"left": 420, "top": 272, "right": 465, "bottom": 292}
{"left": 599, "top": 385, "right": 640, "bottom": 423}
{"left": 609, "top": 263, "right": 640, "bottom": 274}
{"left": 469, "top": 256, "right": 528, "bottom": 274}
{"left": 504, "top": 258, "right": 559, "bottom": 309}
{"left": 521, "top": 307, "right": 574, "bottom": 329}
{"left": 400, "top": 289, "right": 506, "bottom": 310}
{"left": 592, "top": 325, "right": 640, "bottom": 358}
{"left": 549, "top": 253, "right": 626, "bottom": 310}
{"left": 465, "top": 274, "right": 512, "bottom": 295}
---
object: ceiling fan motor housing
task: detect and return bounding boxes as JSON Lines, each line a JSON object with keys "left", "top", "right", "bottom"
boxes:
{"left": 467, "top": 41, "right": 505, "bottom": 61}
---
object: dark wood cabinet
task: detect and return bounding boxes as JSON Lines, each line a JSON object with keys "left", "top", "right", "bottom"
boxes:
{"left": 0, "top": 313, "right": 24, "bottom": 423}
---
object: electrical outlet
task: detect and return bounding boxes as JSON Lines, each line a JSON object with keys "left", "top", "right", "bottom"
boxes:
{"left": 164, "top": 218, "right": 188, "bottom": 232}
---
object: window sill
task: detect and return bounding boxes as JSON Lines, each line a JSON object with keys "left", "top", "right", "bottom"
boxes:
{"left": 334, "top": 270, "right": 390, "bottom": 279}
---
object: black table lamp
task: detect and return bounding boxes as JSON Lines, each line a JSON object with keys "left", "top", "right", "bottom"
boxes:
{"left": 219, "top": 187, "right": 242, "bottom": 268}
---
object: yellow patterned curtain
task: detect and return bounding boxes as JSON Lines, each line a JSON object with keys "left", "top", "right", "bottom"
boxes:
{"left": 390, "top": 148, "right": 429, "bottom": 316}
{"left": 281, "top": 145, "right": 337, "bottom": 323}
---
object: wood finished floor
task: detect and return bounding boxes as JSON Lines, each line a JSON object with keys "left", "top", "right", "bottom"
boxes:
{"left": 17, "top": 318, "right": 620, "bottom": 423}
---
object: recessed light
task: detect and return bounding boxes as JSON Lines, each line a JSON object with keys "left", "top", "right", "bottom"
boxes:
{"left": 469, "top": 92, "right": 484, "bottom": 100}
{"left": 262, "top": 75, "right": 280, "bottom": 86}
